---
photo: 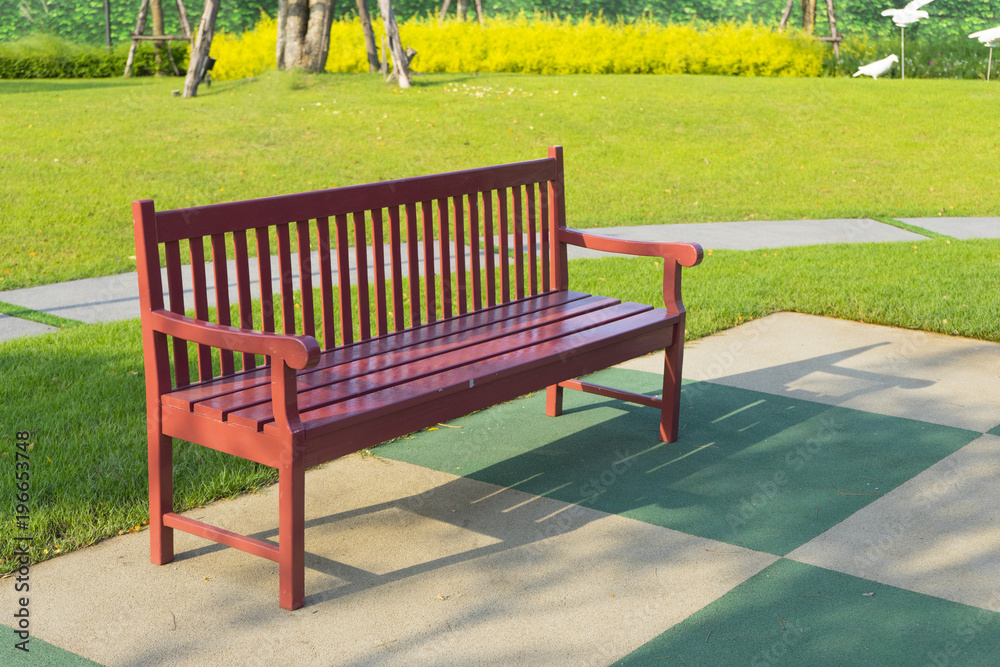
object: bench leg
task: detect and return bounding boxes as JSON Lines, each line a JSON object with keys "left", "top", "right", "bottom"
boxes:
{"left": 149, "top": 433, "right": 174, "bottom": 565}
{"left": 278, "top": 454, "right": 306, "bottom": 610}
{"left": 545, "top": 384, "right": 564, "bottom": 417}
{"left": 660, "top": 326, "right": 685, "bottom": 443}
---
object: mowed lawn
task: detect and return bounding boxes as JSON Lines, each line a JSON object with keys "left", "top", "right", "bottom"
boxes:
{"left": 3, "top": 69, "right": 1000, "bottom": 573}
{"left": 1, "top": 71, "right": 999, "bottom": 289}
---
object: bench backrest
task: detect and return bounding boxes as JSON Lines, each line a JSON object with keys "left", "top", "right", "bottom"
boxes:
{"left": 133, "top": 146, "right": 571, "bottom": 391}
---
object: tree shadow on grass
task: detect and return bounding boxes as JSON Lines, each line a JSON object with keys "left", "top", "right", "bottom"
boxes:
{"left": 0, "top": 79, "right": 149, "bottom": 94}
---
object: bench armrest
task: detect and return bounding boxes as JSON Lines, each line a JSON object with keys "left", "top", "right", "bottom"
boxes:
{"left": 558, "top": 228, "right": 703, "bottom": 267}
{"left": 148, "top": 310, "right": 321, "bottom": 436}
{"left": 557, "top": 228, "right": 703, "bottom": 318}
{"left": 149, "top": 310, "right": 321, "bottom": 370}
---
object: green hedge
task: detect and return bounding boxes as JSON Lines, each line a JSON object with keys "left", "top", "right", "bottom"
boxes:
{"left": 0, "top": 35, "right": 187, "bottom": 79}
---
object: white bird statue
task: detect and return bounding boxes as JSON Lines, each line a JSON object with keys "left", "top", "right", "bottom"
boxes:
{"left": 881, "top": 0, "right": 935, "bottom": 79}
{"left": 881, "top": 0, "right": 934, "bottom": 27}
{"left": 969, "top": 25, "right": 1000, "bottom": 81}
{"left": 853, "top": 54, "right": 899, "bottom": 79}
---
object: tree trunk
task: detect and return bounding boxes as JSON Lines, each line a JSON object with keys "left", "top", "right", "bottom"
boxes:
{"left": 183, "top": 0, "right": 220, "bottom": 97}
{"left": 277, "top": 0, "right": 335, "bottom": 72}
{"left": 456, "top": 0, "right": 467, "bottom": 21}
{"left": 378, "top": 0, "right": 410, "bottom": 88}
{"left": 150, "top": 0, "right": 166, "bottom": 73}
{"left": 276, "top": 0, "right": 287, "bottom": 68}
{"left": 800, "top": 0, "right": 816, "bottom": 33}
{"left": 357, "top": 0, "right": 380, "bottom": 73}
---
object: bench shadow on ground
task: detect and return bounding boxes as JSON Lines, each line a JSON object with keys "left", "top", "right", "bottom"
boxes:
{"left": 703, "top": 342, "right": 935, "bottom": 404}
{"left": 172, "top": 354, "right": 979, "bottom": 609}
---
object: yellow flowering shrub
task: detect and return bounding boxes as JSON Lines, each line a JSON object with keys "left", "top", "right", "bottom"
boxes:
{"left": 204, "top": 14, "right": 825, "bottom": 81}
{"left": 206, "top": 14, "right": 278, "bottom": 81}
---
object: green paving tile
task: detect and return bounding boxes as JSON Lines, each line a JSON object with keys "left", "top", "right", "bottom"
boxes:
{"left": 613, "top": 558, "right": 1000, "bottom": 666}
{"left": 378, "top": 369, "right": 979, "bottom": 555}
{"left": 0, "top": 625, "right": 101, "bottom": 666}
{"left": 987, "top": 424, "right": 1000, "bottom": 437}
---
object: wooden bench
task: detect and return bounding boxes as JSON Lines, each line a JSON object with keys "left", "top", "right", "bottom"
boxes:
{"left": 132, "top": 146, "right": 703, "bottom": 610}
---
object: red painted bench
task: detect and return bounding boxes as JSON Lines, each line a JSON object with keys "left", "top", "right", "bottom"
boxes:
{"left": 132, "top": 146, "right": 703, "bottom": 610}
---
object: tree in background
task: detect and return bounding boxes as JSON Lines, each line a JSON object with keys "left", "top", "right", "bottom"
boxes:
{"left": 377, "top": 0, "right": 410, "bottom": 86}
{"left": 357, "top": 0, "right": 380, "bottom": 72}
{"left": 149, "top": 0, "right": 166, "bottom": 70}
{"left": 276, "top": 0, "right": 335, "bottom": 71}
{"left": 801, "top": 0, "right": 817, "bottom": 32}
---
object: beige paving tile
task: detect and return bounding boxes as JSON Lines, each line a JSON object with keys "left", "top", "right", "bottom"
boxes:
{"left": 5, "top": 455, "right": 777, "bottom": 667}
{"left": 787, "top": 434, "right": 1000, "bottom": 612}
{"left": 622, "top": 312, "right": 1000, "bottom": 433}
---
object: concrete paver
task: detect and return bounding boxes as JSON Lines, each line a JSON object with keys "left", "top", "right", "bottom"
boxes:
{"left": 0, "top": 218, "right": 935, "bottom": 337}
{"left": 0, "top": 312, "right": 57, "bottom": 342}
{"left": 897, "top": 217, "right": 1000, "bottom": 239}
{"left": 628, "top": 311, "right": 1000, "bottom": 433}
{"left": 564, "top": 219, "right": 927, "bottom": 259}
{"left": 6, "top": 456, "right": 776, "bottom": 667}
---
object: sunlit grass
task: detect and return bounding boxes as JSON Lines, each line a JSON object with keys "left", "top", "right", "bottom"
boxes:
{"left": 2, "top": 72, "right": 999, "bottom": 290}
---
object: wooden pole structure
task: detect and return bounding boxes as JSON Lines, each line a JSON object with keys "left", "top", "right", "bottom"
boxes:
{"left": 125, "top": 0, "right": 193, "bottom": 77}
{"left": 124, "top": 0, "right": 151, "bottom": 77}
{"left": 104, "top": 0, "right": 112, "bottom": 49}
{"left": 901, "top": 26, "right": 906, "bottom": 80}
{"left": 378, "top": 0, "right": 410, "bottom": 88}
{"left": 183, "top": 0, "right": 221, "bottom": 98}
{"left": 825, "top": 0, "right": 840, "bottom": 57}
{"left": 779, "top": 0, "right": 794, "bottom": 28}
{"left": 357, "top": 0, "right": 380, "bottom": 73}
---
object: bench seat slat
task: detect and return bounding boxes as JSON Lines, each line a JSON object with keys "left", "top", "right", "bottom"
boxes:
{"left": 178, "top": 294, "right": 628, "bottom": 420}
{"left": 223, "top": 302, "right": 662, "bottom": 432}
{"left": 161, "top": 291, "right": 592, "bottom": 409}
{"left": 285, "top": 308, "right": 673, "bottom": 441}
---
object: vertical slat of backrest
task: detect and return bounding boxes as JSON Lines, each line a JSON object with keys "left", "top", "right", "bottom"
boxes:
{"left": 482, "top": 191, "right": 496, "bottom": 307}
{"left": 405, "top": 203, "right": 421, "bottom": 326}
{"left": 467, "top": 192, "right": 482, "bottom": 310}
{"left": 420, "top": 200, "right": 436, "bottom": 324}
{"left": 512, "top": 186, "right": 526, "bottom": 300}
{"left": 296, "top": 221, "right": 315, "bottom": 339}
{"left": 497, "top": 188, "right": 510, "bottom": 304}
{"left": 388, "top": 206, "right": 405, "bottom": 331}
{"left": 210, "top": 233, "right": 235, "bottom": 376}
{"left": 275, "top": 224, "right": 296, "bottom": 336}
{"left": 316, "top": 218, "right": 336, "bottom": 349}
{"left": 452, "top": 195, "right": 467, "bottom": 315}
{"left": 188, "top": 237, "right": 214, "bottom": 381}
{"left": 232, "top": 230, "right": 256, "bottom": 370}
{"left": 548, "top": 146, "right": 569, "bottom": 291}
{"left": 525, "top": 184, "right": 538, "bottom": 296}
{"left": 335, "top": 214, "right": 353, "bottom": 345}
{"left": 164, "top": 240, "right": 190, "bottom": 387}
{"left": 255, "top": 227, "right": 276, "bottom": 336}
{"left": 539, "top": 181, "right": 550, "bottom": 293}
{"left": 370, "top": 209, "right": 389, "bottom": 337}
{"left": 436, "top": 199, "right": 452, "bottom": 319}
{"left": 352, "top": 212, "right": 371, "bottom": 341}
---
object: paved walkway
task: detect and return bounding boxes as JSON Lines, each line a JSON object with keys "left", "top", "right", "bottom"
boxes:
{"left": 3, "top": 217, "right": 1000, "bottom": 666}
{"left": 3, "top": 216, "right": 991, "bottom": 342}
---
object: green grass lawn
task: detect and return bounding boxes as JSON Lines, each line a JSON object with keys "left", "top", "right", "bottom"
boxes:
{"left": 2, "top": 71, "right": 999, "bottom": 289}
{"left": 3, "top": 70, "right": 1000, "bottom": 575}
